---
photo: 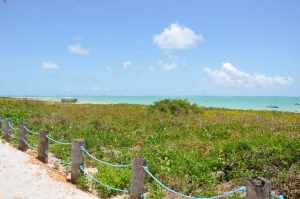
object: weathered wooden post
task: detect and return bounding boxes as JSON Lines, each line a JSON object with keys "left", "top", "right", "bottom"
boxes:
{"left": 2, "top": 118, "right": 12, "bottom": 141}
{"left": 18, "top": 122, "right": 28, "bottom": 151}
{"left": 130, "top": 157, "right": 146, "bottom": 199}
{"left": 0, "top": 118, "right": 3, "bottom": 136}
{"left": 37, "top": 131, "right": 48, "bottom": 163}
{"left": 71, "top": 139, "right": 84, "bottom": 183}
{"left": 0, "top": 117, "right": 2, "bottom": 129}
{"left": 245, "top": 177, "right": 271, "bottom": 199}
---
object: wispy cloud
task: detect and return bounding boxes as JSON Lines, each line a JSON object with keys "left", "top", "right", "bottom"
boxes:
{"left": 158, "top": 52, "right": 179, "bottom": 71}
{"left": 40, "top": 61, "right": 60, "bottom": 70}
{"left": 122, "top": 61, "right": 132, "bottom": 70}
{"left": 153, "top": 23, "right": 204, "bottom": 50}
{"left": 68, "top": 43, "right": 89, "bottom": 56}
{"left": 204, "top": 62, "right": 294, "bottom": 88}
{"left": 159, "top": 61, "right": 177, "bottom": 71}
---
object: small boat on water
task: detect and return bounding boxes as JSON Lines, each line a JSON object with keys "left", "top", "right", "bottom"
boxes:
{"left": 295, "top": 103, "right": 300, "bottom": 106}
{"left": 266, "top": 105, "right": 279, "bottom": 109}
{"left": 61, "top": 97, "right": 78, "bottom": 103}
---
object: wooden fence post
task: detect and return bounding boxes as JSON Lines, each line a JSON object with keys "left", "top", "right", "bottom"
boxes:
{"left": 245, "top": 177, "right": 271, "bottom": 199}
{"left": 18, "top": 122, "right": 28, "bottom": 151}
{"left": 71, "top": 139, "right": 84, "bottom": 183}
{"left": 130, "top": 157, "right": 146, "bottom": 199}
{"left": 0, "top": 117, "right": 2, "bottom": 129}
{"left": 0, "top": 118, "right": 3, "bottom": 136}
{"left": 2, "top": 118, "right": 12, "bottom": 141}
{"left": 37, "top": 131, "right": 48, "bottom": 163}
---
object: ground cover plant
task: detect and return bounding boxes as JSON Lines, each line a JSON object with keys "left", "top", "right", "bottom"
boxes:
{"left": 0, "top": 97, "right": 299, "bottom": 198}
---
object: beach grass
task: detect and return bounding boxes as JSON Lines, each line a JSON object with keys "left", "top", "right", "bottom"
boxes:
{"left": 0, "top": 97, "right": 299, "bottom": 198}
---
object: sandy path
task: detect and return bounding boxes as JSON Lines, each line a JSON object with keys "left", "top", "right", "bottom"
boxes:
{"left": 0, "top": 140, "right": 100, "bottom": 199}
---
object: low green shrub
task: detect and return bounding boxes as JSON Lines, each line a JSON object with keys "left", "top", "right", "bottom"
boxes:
{"left": 149, "top": 99, "right": 202, "bottom": 116}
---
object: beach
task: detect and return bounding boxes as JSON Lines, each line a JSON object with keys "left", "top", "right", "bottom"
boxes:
{"left": 10, "top": 96, "right": 300, "bottom": 113}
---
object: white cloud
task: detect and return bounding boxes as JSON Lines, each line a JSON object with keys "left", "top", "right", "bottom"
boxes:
{"left": 68, "top": 43, "right": 89, "bottom": 55}
{"left": 122, "top": 61, "right": 132, "bottom": 70}
{"left": 158, "top": 52, "right": 179, "bottom": 71}
{"left": 159, "top": 61, "right": 177, "bottom": 71}
{"left": 153, "top": 23, "right": 204, "bottom": 50}
{"left": 40, "top": 61, "right": 60, "bottom": 70}
{"left": 204, "top": 62, "right": 294, "bottom": 88}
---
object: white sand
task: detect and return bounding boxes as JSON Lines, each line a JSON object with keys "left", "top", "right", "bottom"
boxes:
{"left": 0, "top": 140, "right": 100, "bottom": 199}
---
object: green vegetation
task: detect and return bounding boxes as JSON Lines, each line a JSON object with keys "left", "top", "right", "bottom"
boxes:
{"left": 149, "top": 99, "right": 202, "bottom": 115}
{"left": 0, "top": 98, "right": 299, "bottom": 198}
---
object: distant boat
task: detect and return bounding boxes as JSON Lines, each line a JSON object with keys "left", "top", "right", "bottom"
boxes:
{"left": 266, "top": 105, "right": 279, "bottom": 109}
{"left": 61, "top": 98, "right": 78, "bottom": 103}
{"left": 295, "top": 103, "right": 300, "bottom": 106}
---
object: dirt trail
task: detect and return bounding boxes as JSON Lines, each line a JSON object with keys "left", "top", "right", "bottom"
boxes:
{"left": 0, "top": 140, "right": 101, "bottom": 199}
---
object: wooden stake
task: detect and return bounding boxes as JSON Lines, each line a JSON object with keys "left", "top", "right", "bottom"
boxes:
{"left": 37, "top": 131, "right": 48, "bottom": 163}
{"left": 130, "top": 157, "right": 146, "bottom": 199}
{"left": 2, "top": 118, "right": 12, "bottom": 141}
{"left": 18, "top": 122, "right": 29, "bottom": 151}
{"left": 71, "top": 139, "right": 84, "bottom": 183}
{"left": 0, "top": 117, "right": 3, "bottom": 129}
{"left": 245, "top": 177, "right": 271, "bottom": 199}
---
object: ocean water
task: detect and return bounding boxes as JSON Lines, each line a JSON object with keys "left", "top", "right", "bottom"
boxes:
{"left": 23, "top": 96, "right": 300, "bottom": 113}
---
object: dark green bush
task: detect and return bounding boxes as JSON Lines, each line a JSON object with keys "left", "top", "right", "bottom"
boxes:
{"left": 150, "top": 99, "right": 202, "bottom": 116}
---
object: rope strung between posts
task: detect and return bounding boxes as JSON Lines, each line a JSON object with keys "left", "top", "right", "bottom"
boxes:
{"left": 8, "top": 121, "right": 18, "bottom": 131}
{"left": 80, "top": 146, "right": 131, "bottom": 168}
{"left": 46, "top": 135, "right": 71, "bottom": 145}
{"left": 8, "top": 121, "right": 71, "bottom": 145}
{"left": 8, "top": 121, "right": 39, "bottom": 135}
{"left": 143, "top": 166, "right": 247, "bottom": 199}
{"left": 22, "top": 138, "right": 37, "bottom": 150}
{"left": 7, "top": 121, "right": 18, "bottom": 139}
{"left": 6, "top": 121, "right": 36, "bottom": 148}
{"left": 23, "top": 126, "right": 39, "bottom": 135}
{"left": 9, "top": 132, "right": 17, "bottom": 139}
{"left": 79, "top": 165, "right": 129, "bottom": 193}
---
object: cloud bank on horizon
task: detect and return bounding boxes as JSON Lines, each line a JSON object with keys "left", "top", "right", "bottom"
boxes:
{"left": 204, "top": 62, "right": 294, "bottom": 89}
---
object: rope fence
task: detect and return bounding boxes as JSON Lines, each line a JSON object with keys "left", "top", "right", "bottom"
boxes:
{"left": 80, "top": 145, "right": 131, "bottom": 168}
{"left": 0, "top": 117, "right": 285, "bottom": 199}
{"left": 80, "top": 165, "right": 129, "bottom": 193}
{"left": 143, "top": 166, "right": 246, "bottom": 199}
{"left": 46, "top": 135, "right": 71, "bottom": 145}
{"left": 23, "top": 125, "right": 39, "bottom": 135}
{"left": 22, "top": 137, "right": 38, "bottom": 150}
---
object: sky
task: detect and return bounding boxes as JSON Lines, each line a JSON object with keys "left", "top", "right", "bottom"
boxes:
{"left": 0, "top": 0, "right": 299, "bottom": 96}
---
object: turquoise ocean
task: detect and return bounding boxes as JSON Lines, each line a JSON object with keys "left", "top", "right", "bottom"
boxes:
{"left": 22, "top": 96, "right": 300, "bottom": 113}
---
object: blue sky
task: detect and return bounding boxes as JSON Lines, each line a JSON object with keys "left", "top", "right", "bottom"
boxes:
{"left": 0, "top": 0, "right": 299, "bottom": 96}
